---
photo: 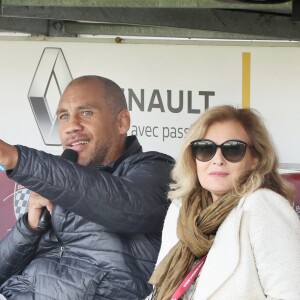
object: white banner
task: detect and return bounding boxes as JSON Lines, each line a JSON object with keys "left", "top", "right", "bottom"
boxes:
{"left": 1, "top": 39, "right": 300, "bottom": 163}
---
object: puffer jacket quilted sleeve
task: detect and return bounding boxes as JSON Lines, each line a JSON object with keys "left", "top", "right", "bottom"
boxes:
{"left": 0, "top": 136, "right": 175, "bottom": 299}
{"left": 8, "top": 144, "right": 173, "bottom": 234}
{"left": 0, "top": 215, "right": 41, "bottom": 285}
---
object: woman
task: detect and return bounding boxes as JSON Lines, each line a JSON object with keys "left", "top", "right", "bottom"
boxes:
{"left": 148, "top": 105, "right": 300, "bottom": 300}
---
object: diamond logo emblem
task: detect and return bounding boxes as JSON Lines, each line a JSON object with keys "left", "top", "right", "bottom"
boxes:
{"left": 28, "top": 48, "right": 72, "bottom": 145}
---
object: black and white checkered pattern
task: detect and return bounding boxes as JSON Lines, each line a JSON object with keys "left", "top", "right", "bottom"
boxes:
{"left": 14, "top": 188, "right": 31, "bottom": 219}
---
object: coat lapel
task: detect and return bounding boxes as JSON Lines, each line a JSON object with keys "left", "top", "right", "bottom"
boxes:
{"left": 194, "top": 200, "right": 245, "bottom": 299}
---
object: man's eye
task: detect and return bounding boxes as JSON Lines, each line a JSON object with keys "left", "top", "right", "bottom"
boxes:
{"left": 59, "top": 114, "right": 69, "bottom": 120}
{"left": 82, "top": 111, "right": 93, "bottom": 116}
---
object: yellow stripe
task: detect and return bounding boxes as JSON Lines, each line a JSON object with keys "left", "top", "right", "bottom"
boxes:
{"left": 242, "top": 52, "right": 251, "bottom": 108}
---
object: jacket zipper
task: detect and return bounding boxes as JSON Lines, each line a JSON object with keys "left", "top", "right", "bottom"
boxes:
{"left": 59, "top": 246, "right": 64, "bottom": 258}
{"left": 51, "top": 205, "right": 65, "bottom": 258}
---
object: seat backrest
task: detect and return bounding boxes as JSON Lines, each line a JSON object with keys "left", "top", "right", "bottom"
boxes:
{"left": 282, "top": 173, "right": 300, "bottom": 219}
{"left": 0, "top": 172, "right": 30, "bottom": 240}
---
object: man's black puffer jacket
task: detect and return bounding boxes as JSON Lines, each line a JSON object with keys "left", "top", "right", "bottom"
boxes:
{"left": 0, "top": 136, "right": 174, "bottom": 300}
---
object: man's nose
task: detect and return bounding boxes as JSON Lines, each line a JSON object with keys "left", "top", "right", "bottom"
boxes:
{"left": 65, "top": 115, "right": 83, "bottom": 134}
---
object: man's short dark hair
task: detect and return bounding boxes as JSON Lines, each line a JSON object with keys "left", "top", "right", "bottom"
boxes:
{"left": 67, "top": 75, "right": 128, "bottom": 115}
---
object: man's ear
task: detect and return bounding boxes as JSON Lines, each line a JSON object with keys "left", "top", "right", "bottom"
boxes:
{"left": 117, "top": 110, "right": 130, "bottom": 134}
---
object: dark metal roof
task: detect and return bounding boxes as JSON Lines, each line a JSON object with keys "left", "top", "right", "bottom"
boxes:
{"left": 0, "top": 0, "right": 299, "bottom": 41}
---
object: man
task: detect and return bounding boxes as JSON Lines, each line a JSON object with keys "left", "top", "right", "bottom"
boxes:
{"left": 0, "top": 75, "right": 174, "bottom": 299}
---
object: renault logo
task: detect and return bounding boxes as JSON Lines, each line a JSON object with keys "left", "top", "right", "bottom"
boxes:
{"left": 28, "top": 48, "right": 72, "bottom": 145}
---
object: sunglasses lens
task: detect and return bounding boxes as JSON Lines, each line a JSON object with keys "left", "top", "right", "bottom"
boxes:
{"left": 222, "top": 141, "right": 247, "bottom": 162}
{"left": 191, "top": 140, "right": 216, "bottom": 162}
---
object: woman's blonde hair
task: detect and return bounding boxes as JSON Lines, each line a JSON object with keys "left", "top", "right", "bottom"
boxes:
{"left": 169, "top": 105, "right": 295, "bottom": 204}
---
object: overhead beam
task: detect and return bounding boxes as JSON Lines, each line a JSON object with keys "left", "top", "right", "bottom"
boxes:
{"left": 1, "top": 6, "right": 299, "bottom": 40}
{"left": 0, "top": 1, "right": 297, "bottom": 40}
{"left": 0, "top": 0, "right": 293, "bottom": 13}
{"left": 0, "top": 16, "right": 48, "bottom": 35}
{"left": 65, "top": 23, "right": 275, "bottom": 40}
{"left": 293, "top": 0, "right": 300, "bottom": 21}
{"left": 0, "top": 15, "right": 283, "bottom": 40}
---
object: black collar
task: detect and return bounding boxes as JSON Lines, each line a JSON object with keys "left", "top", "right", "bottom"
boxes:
{"left": 94, "top": 135, "right": 142, "bottom": 173}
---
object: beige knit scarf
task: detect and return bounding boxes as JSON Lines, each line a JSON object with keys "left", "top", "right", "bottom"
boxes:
{"left": 149, "top": 189, "right": 240, "bottom": 300}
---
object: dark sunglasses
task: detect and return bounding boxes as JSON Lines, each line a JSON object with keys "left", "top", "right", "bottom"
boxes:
{"left": 191, "top": 139, "right": 252, "bottom": 163}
